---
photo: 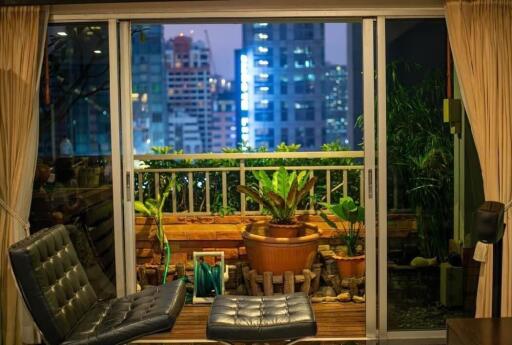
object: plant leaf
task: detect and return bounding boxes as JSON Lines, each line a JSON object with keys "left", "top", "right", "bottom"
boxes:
{"left": 319, "top": 211, "right": 338, "bottom": 229}
{"left": 286, "top": 178, "right": 298, "bottom": 208}
{"left": 297, "top": 171, "right": 308, "bottom": 189}
{"left": 145, "top": 198, "right": 159, "bottom": 215}
{"left": 267, "top": 191, "right": 285, "bottom": 209}
{"left": 297, "top": 175, "right": 317, "bottom": 202}
{"left": 273, "top": 167, "right": 289, "bottom": 199}
{"left": 237, "top": 185, "right": 268, "bottom": 208}
{"left": 253, "top": 170, "right": 272, "bottom": 192}
{"left": 134, "top": 201, "right": 152, "bottom": 216}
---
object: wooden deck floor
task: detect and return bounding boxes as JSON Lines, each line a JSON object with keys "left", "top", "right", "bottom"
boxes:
{"left": 137, "top": 302, "right": 365, "bottom": 343}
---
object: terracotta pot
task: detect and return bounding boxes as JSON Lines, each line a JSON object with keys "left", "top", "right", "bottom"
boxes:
{"left": 335, "top": 255, "right": 366, "bottom": 278}
{"left": 266, "top": 222, "right": 303, "bottom": 238}
{"left": 243, "top": 221, "right": 320, "bottom": 275}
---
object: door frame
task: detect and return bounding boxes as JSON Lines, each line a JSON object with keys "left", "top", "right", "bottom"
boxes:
{"left": 118, "top": 16, "right": 379, "bottom": 340}
{"left": 362, "top": 17, "right": 377, "bottom": 339}
{"left": 375, "top": 16, "right": 448, "bottom": 341}
{"left": 48, "top": 6, "right": 448, "bottom": 340}
{"left": 119, "top": 20, "right": 138, "bottom": 295}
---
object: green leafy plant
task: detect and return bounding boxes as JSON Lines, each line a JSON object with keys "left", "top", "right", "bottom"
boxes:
{"left": 135, "top": 142, "right": 362, "bottom": 214}
{"left": 386, "top": 61, "right": 452, "bottom": 260}
{"left": 236, "top": 167, "right": 317, "bottom": 225}
{"left": 134, "top": 176, "right": 177, "bottom": 284}
{"left": 320, "top": 196, "right": 365, "bottom": 257}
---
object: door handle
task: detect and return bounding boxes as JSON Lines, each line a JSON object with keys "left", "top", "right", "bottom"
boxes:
{"left": 126, "top": 171, "right": 131, "bottom": 202}
{"left": 368, "top": 169, "right": 373, "bottom": 200}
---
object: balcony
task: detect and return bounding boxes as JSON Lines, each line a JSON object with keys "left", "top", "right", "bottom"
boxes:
{"left": 133, "top": 150, "right": 365, "bottom": 216}
{"left": 132, "top": 149, "right": 367, "bottom": 338}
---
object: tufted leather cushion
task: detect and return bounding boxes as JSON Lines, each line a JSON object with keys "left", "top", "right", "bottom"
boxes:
{"left": 67, "top": 224, "right": 116, "bottom": 300}
{"left": 9, "top": 225, "right": 97, "bottom": 345}
{"left": 9, "top": 225, "right": 186, "bottom": 345}
{"left": 64, "top": 282, "right": 186, "bottom": 345}
{"left": 206, "top": 293, "right": 317, "bottom": 342}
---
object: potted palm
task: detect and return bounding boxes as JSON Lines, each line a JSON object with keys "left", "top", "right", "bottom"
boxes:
{"left": 134, "top": 176, "right": 176, "bottom": 284}
{"left": 320, "top": 196, "right": 365, "bottom": 278}
{"left": 237, "top": 167, "right": 320, "bottom": 274}
{"left": 237, "top": 167, "right": 317, "bottom": 238}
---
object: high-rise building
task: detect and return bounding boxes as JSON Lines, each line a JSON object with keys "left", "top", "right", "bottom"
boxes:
{"left": 167, "top": 110, "right": 203, "bottom": 152}
{"left": 238, "top": 23, "right": 326, "bottom": 150}
{"left": 346, "top": 24, "right": 363, "bottom": 149}
{"left": 166, "top": 35, "right": 212, "bottom": 152}
{"left": 41, "top": 24, "right": 111, "bottom": 158}
{"left": 210, "top": 90, "right": 237, "bottom": 152}
{"left": 132, "top": 25, "right": 168, "bottom": 154}
{"left": 323, "top": 65, "right": 349, "bottom": 145}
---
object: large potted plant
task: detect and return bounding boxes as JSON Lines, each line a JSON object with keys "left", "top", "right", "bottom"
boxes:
{"left": 134, "top": 176, "right": 176, "bottom": 284}
{"left": 320, "top": 196, "right": 365, "bottom": 278}
{"left": 237, "top": 167, "right": 320, "bottom": 274}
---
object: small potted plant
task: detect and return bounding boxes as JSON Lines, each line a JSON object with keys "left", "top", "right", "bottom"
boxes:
{"left": 320, "top": 196, "right": 365, "bottom": 278}
{"left": 134, "top": 176, "right": 177, "bottom": 284}
{"left": 236, "top": 167, "right": 320, "bottom": 274}
{"left": 237, "top": 167, "right": 317, "bottom": 238}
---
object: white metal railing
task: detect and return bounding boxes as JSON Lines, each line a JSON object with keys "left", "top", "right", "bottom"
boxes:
{"left": 134, "top": 151, "right": 364, "bottom": 216}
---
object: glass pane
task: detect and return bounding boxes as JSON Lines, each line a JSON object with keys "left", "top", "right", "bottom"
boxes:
{"left": 31, "top": 23, "right": 116, "bottom": 299}
{"left": 130, "top": 22, "right": 366, "bottom": 338}
{"left": 385, "top": 19, "right": 475, "bottom": 330}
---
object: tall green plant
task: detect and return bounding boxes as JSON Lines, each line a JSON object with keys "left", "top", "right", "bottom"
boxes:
{"left": 134, "top": 176, "right": 177, "bottom": 284}
{"left": 386, "top": 61, "right": 453, "bottom": 260}
{"left": 320, "top": 196, "right": 365, "bottom": 257}
{"left": 236, "top": 167, "right": 317, "bottom": 224}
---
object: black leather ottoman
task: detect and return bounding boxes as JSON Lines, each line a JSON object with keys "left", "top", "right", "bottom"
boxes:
{"left": 206, "top": 293, "right": 317, "bottom": 344}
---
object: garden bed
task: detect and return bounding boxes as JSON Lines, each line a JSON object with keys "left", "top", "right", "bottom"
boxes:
{"left": 135, "top": 214, "right": 367, "bottom": 303}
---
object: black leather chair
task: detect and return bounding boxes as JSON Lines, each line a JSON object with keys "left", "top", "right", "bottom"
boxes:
{"left": 207, "top": 293, "right": 317, "bottom": 344}
{"left": 9, "top": 225, "right": 186, "bottom": 345}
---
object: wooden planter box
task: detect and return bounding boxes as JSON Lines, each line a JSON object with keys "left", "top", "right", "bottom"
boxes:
{"left": 134, "top": 214, "right": 358, "bottom": 266}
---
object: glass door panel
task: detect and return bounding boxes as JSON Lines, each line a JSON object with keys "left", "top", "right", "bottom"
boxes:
{"left": 32, "top": 22, "right": 118, "bottom": 298}
{"left": 383, "top": 18, "right": 476, "bottom": 331}
{"left": 121, "top": 18, "right": 377, "bottom": 339}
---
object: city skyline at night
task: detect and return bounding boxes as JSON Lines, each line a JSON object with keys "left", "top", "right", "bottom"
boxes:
{"left": 131, "top": 22, "right": 359, "bottom": 154}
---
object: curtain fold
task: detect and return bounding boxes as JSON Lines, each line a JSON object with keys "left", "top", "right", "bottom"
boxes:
{"left": 0, "top": 5, "right": 48, "bottom": 344}
{"left": 445, "top": 0, "right": 512, "bottom": 317}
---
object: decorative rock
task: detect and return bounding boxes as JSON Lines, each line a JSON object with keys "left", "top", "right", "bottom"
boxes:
{"left": 311, "top": 296, "right": 324, "bottom": 303}
{"left": 324, "top": 296, "right": 338, "bottom": 302}
{"left": 320, "top": 286, "right": 337, "bottom": 297}
{"left": 337, "top": 292, "right": 352, "bottom": 302}
{"left": 318, "top": 244, "right": 331, "bottom": 252}
{"left": 353, "top": 295, "right": 366, "bottom": 303}
{"left": 320, "top": 250, "right": 336, "bottom": 259}
{"left": 335, "top": 245, "right": 348, "bottom": 256}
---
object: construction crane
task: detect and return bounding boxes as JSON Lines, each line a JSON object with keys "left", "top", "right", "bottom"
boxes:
{"left": 204, "top": 29, "right": 217, "bottom": 76}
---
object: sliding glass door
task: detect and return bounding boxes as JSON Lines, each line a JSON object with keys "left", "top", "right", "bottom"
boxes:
{"left": 31, "top": 21, "right": 125, "bottom": 297}
{"left": 377, "top": 17, "right": 479, "bottom": 337}
{"left": 119, "top": 18, "right": 378, "bottom": 339}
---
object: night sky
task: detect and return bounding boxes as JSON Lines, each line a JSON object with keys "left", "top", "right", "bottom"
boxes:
{"left": 164, "top": 23, "right": 348, "bottom": 80}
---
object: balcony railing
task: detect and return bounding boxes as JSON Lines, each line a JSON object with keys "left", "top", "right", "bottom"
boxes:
{"left": 134, "top": 151, "right": 364, "bottom": 216}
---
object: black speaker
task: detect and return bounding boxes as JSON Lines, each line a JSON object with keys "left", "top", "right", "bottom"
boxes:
{"left": 475, "top": 201, "right": 505, "bottom": 244}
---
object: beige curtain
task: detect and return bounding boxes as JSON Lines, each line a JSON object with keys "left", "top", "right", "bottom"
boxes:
{"left": 445, "top": 0, "right": 512, "bottom": 317}
{"left": 0, "top": 5, "right": 48, "bottom": 344}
